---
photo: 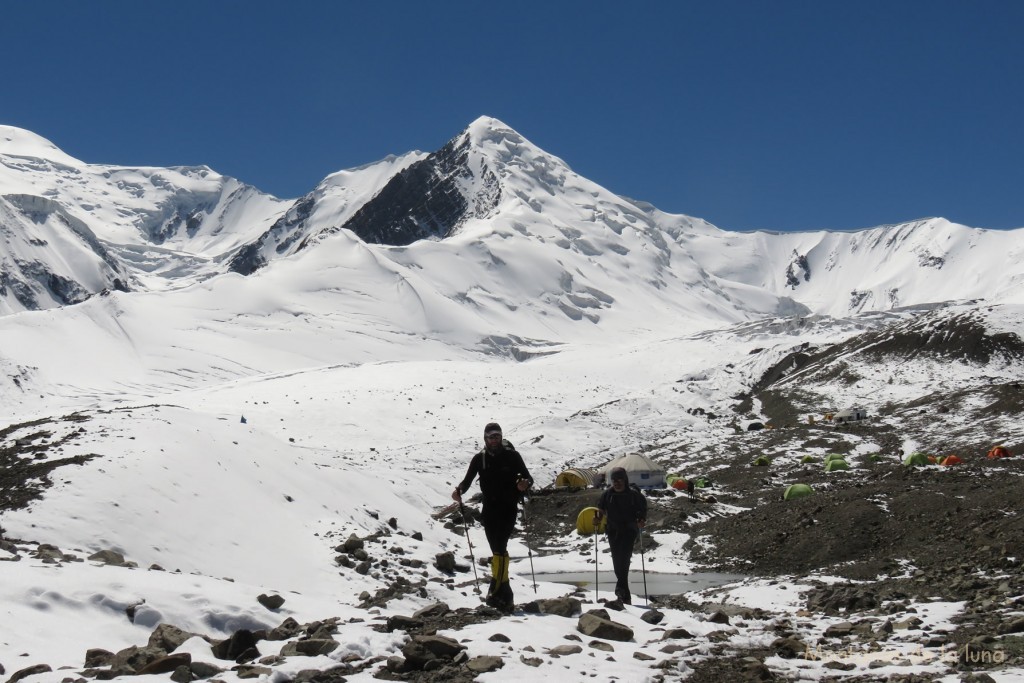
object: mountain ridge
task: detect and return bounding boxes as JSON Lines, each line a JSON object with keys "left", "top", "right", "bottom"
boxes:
{"left": 4, "top": 117, "right": 1022, "bottom": 319}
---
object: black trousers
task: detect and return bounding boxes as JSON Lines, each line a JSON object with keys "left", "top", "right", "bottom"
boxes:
{"left": 606, "top": 525, "right": 638, "bottom": 590}
{"left": 482, "top": 504, "right": 518, "bottom": 555}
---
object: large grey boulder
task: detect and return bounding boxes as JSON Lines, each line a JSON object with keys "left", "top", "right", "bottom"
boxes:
{"left": 266, "top": 617, "right": 302, "bottom": 641}
{"left": 577, "top": 613, "right": 634, "bottom": 641}
{"left": 149, "top": 624, "right": 200, "bottom": 652}
{"left": 88, "top": 549, "right": 127, "bottom": 566}
{"left": 210, "top": 629, "right": 259, "bottom": 660}
{"left": 523, "top": 597, "right": 582, "bottom": 617}
{"left": 466, "top": 655, "right": 504, "bottom": 673}
{"left": 136, "top": 653, "right": 192, "bottom": 675}
{"left": 257, "top": 593, "right": 285, "bottom": 610}
{"left": 8, "top": 664, "right": 51, "bottom": 683}
{"left": 400, "top": 634, "right": 465, "bottom": 670}
{"left": 280, "top": 640, "right": 340, "bottom": 657}
{"left": 110, "top": 645, "right": 167, "bottom": 673}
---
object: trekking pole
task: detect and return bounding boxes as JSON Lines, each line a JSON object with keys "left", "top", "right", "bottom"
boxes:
{"left": 520, "top": 498, "right": 537, "bottom": 593}
{"left": 458, "top": 503, "right": 481, "bottom": 594}
{"left": 639, "top": 528, "right": 649, "bottom": 607}
{"left": 593, "top": 516, "right": 600, "bottom": 604}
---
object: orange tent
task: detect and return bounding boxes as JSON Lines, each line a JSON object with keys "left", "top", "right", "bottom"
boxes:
{"left": 671, "top": 478, "right": 688, "bottom": 490}
{"left": 941, "top": 455, "right": 963, "bottom": 467}
{"left": 988, "top": 446, "right": 1011, "bottom": 459}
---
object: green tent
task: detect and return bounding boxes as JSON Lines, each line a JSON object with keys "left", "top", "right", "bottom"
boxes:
{"left": 903, "top": 452, "right": 931, "bottom": 467}
{"left": 824, "top": 453, "right": 847, "bottom": 464}
{"left": 824, "top": 458, "right": 850, "bottom": 472}
{"left": 800, "top": 455, "right": 817, "bottom": 463}
{"left": 784, "top": 483, "right": 814, "bottom": 500}
{"left": 752, "top": 456, "right": 771, "bottom": 467}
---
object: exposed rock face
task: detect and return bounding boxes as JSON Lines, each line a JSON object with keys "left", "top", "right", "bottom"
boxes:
{"left": 340, "top": 135, "right": 499, "bottom": 246}
{"left": 228, "top": 195, "right": 316, "bottom": 275}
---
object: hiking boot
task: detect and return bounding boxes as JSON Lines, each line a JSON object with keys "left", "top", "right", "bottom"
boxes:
{"left": 496, "top": 581, "right": 514, "bottom": 613}
{"left": 615, "top": 586, "right": 632, "bottom": 605}
{"left": 484, "top": 578, "right": 502, "bottom": 608}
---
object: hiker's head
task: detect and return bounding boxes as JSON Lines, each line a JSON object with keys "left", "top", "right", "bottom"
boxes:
{"left": 610, "top": 467, "right": 628, "bottom": 489}
{"left": 484, "top": 422, "right": 502, "bottom": 448}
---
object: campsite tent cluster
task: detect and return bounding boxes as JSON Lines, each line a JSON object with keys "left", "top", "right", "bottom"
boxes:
{"left": 556, "top": 452, "right": 667, "bottom": 491}
{"left": 558, "top": 453, "right": 666, "bottom": 536}
{"left": 903, "top": 445, "right": 1012, "bottom": 467}
{"left": 562, "top": 446, "right": 1015, "bottom": 525}
{"left": 783, "top": 445, "right": 1014, "bottom": 502}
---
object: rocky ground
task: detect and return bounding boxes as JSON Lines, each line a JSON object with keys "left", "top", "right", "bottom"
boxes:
{"left": 517, "top": 388, "right": 1024, "bottom": 682}
{"left": 3, "top": 400, "right": 1024, "bottom": 683}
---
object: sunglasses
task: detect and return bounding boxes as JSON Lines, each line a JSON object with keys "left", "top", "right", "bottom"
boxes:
{"left": 485, "top": 433, "right": 502, "bottom": 440}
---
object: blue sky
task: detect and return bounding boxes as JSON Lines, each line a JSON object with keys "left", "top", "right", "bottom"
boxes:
{"left": 4, "top": 1, "right": 1022, "bottom": 232}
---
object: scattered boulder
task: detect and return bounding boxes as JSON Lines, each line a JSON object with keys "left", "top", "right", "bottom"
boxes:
{"left": 189, "top": 660, "right": 225, "bottom": 679}
{"left": 7, "top": 664, "right": 52, "bottom": 683}
{"left": 267, "top": 617, "right": 302, "bottom": 641}
{"left": 577, "top": 613, "right": 634, "bottom": 642}
{"left": 400, "top": 634, "right": 465, "bottom": 670}
{"left": 170, "top": 665, "right": 192, "bottom": 683}
{"left": 385, "top": 615, "right": 424, "bottom": 632}
{"left": 661, "top": 628, "right": 694, "bottom": 640}
{"left": 641, "top": 609, "right": 664, "bottom": 624}
{"left": 210, "top": 629, "right": 259, "bottom": 661}
{"left": 772, "top": 636, "right": 806, "bottom": 659}
{"left": 522, "top": 597, "right": 581, "bottom": 617}
{"left": 257, "top": 593, "right": 285, "bottom": 610}
{"left": 88, "top": 549, "right": 128, "bottom": 566}
{"left": 434, "top": 551, "right": 456, "bottom": 573}
{"left": 707, "top": 610, "right": 731, "bottom": 624}
{"left": 149, "top": 624, "right": 200, "bottom": 652}
{"left": 339, "top": 534, "right": 363, "bottom": 553}
{"left": 136, "top": 652, "right": 192, "bottom": 675}
{"left": 84, "top": 649, "right": 114, "bottom": 668}
{"left": 235, "top": 665, "right": 271, "bottom": 679}
{"left": 466, "top": 655, "right": 504, "bottom": 673}
{"left": 412, "top": 602, "right": 449, "bottom": 619}
{"left": 110, "top": 645, "right": 166, "bottom": 673}
{"left": 280, "top": 640, "right": 339, "bottom": 657}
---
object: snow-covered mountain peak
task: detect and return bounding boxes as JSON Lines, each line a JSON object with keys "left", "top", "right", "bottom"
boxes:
{"left": 0, "top": 124, "right": 81, "bottom": 165}
{"left": 463, "top": 115, "right": 520, "bottom": 143}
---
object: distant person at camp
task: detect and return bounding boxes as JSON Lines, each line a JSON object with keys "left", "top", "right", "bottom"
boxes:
{"left": 452, "top": 422, "right": 533, "bottom": 612}
{"left": 594, "top": 466, "right": 647, "bottom": 605}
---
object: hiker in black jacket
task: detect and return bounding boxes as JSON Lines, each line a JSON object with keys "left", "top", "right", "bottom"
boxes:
{"left": 452, "top": 422, "right": 533, "bottom": 611}
{"left": 594, "top": 466, "right": 647, "bottom": 605}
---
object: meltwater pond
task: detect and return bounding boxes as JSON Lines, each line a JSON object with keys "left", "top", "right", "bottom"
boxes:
{"left": 534, "top": 571, "right": 744, "bottom": 595}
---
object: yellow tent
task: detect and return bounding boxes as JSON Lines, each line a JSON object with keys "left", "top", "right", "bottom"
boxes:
{"left": 576, "top": 506, "right": 607, "bottom": 535}
{"left": 555, "top": 468, "right": 603, "bottom": 488}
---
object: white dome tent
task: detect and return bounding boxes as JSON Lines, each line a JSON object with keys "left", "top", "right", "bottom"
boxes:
{"left": 601, "top": 452, "right": 666, "bottom": 489}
